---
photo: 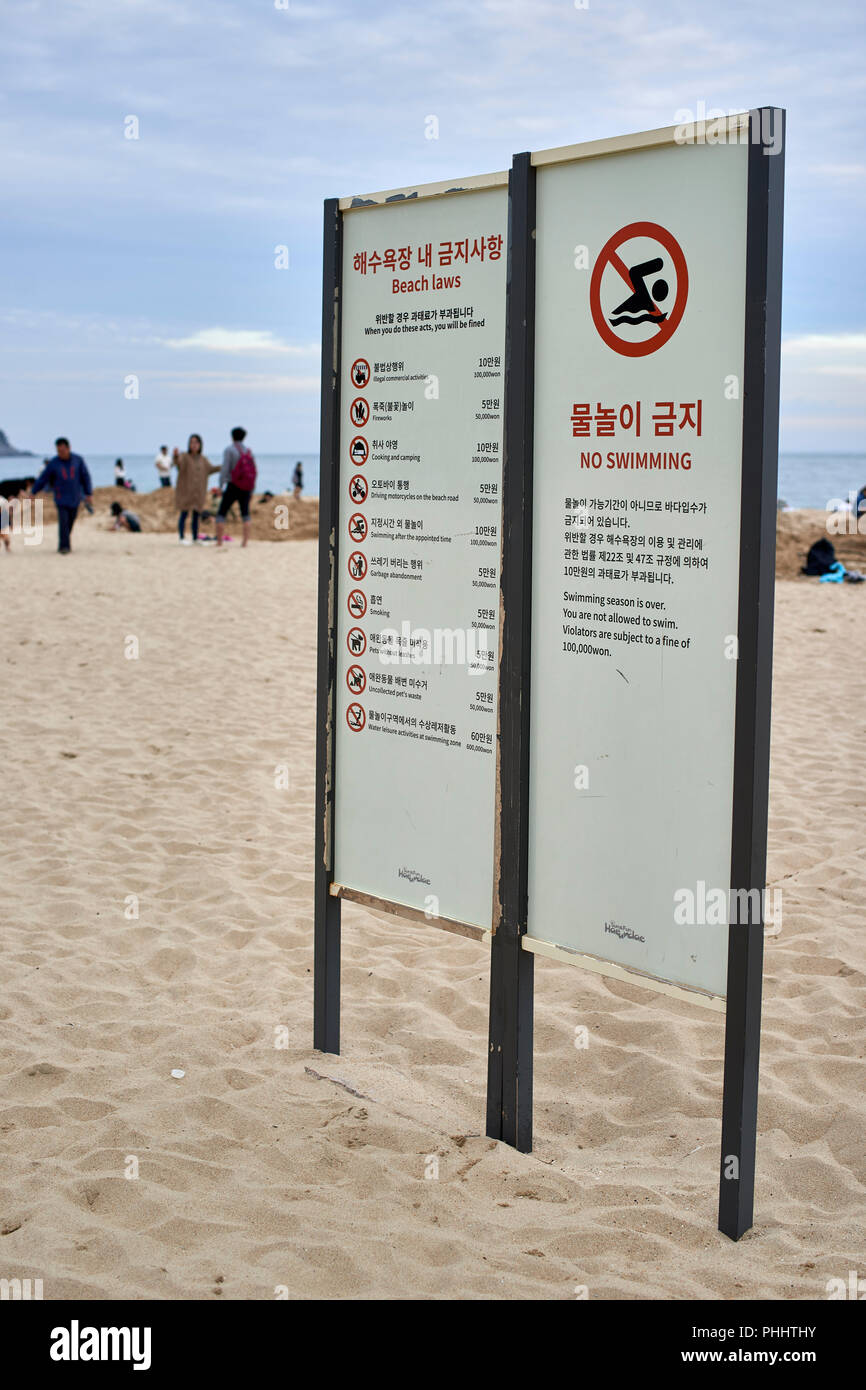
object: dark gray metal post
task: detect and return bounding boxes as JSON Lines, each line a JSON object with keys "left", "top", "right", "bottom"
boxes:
{"left": 719, "top": 108, "right": 785, "bottom": 1240}
{"left": 486, "top": 152, "right": 536, "bottom": 1152}
{"left": 314, "top": 197, "right": 343, "bottom": 1055}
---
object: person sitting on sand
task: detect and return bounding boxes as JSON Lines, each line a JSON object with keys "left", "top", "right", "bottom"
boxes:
{"left": 173, "top": 434, "right": 220, "bottom": 544}
{"left": 110, "top": 501, "right": 142, "bottom": 532}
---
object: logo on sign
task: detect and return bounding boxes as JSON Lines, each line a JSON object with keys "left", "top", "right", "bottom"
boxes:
{"left": 590, "top": 222, "right": 688, "bottom": 357}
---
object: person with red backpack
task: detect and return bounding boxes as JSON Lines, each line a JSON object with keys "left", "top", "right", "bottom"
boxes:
{"left": 217, "top": 426, "right": 257, "bottom": 548}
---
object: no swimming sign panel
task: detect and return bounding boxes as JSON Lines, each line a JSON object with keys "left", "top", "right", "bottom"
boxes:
{"left": 526, "top": 135, "right": 753, "bottom": 1002}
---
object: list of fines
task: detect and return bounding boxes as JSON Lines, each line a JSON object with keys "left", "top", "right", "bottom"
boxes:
{"left": 333, "top": 185, "right": 508, "bottom": 929}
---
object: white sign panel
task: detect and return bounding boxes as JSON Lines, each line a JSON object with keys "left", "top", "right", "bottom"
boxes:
{"left": 528, "top": 139, "right": 750, "bottom": 998}
{"left": 334, "top": 184, "right": 507, "bottom": 930}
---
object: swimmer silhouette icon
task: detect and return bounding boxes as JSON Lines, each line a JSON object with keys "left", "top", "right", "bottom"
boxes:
{"left": 609, "top": 257, "right": 669, "bottom": 328}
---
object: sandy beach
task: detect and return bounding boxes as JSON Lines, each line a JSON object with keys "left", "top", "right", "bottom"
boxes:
{"left": 0, "top": 510, "right": 863, "bottom": 1301}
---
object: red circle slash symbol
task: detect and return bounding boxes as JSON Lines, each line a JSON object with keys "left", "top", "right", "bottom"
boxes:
{"left": 348, "top": 513, "right": 368, "bottom": 543}
{"left": 589, "top": 222, "right": 688, "bottom": 358}
{"left": 349, "top": 474, "right": 368, "bottom": 504}
{"left": 346, "top": 702, "right": 366, "bottom": 732}
{"left": 350, "top": 358, "right": 371, "bottom": 389}
{"left": 346, "top": 664, "right": 367, "bottom": 695}
{"left": 347, "top": 626, "right": 367, "bottom": 656}
{"left": 347, "top": 589, "right": 367, "bottom": 619}
{"left": 349, "top": 436, "right": 369, "bottom": 465}
{"left": 348, "top": 550, "right": 367, "bottom": 580}
{"left": 350, "top": 397, "right": 370, "bottom": 428}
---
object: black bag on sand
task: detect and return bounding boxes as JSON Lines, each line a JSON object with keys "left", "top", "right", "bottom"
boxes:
{"left": 802, "top": 537, "right": 837, "bottom": 576}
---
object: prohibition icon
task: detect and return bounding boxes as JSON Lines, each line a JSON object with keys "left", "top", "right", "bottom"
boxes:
{"left": 350, "top": 358, "right": 371, "bottom": 389}
{"left": 346, "top": 664, "right": 367, "bottom": 695}
{"left": 348, "top": 512, "right": 368, "bottom": 543}
{"left": 347, "top": 589, "right": 367, "bottom": 619}
{"left": 346, "top": 702, "right": 366, "bottom": 732}
{"left": 589, "top": 222, "right": 688, "bottom": 357}
{"left": 350, "top": 474, "right": 368, "bottom": 504}
{"left": 350, "top": 397, "right": 370, "bottom": 428}
{"left": 347, "top": 626, "right": 367, "bottom": 657}
{"left": 349, "top": 436, "right": 369, "bottom": 465}
{"left": 348, "top": 550, "right": 368, "bottom": 581}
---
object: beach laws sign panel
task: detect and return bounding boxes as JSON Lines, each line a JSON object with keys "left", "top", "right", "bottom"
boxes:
{"left": 333, "top": 182, "right": 508, "bottom": 931}
{"left": 527, "top": 138, "right": 751, "bottom": 999}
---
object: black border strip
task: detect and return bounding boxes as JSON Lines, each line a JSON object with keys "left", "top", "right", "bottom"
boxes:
{"left": 313, "top": 197, "right": 343, "bottom": 1055}
{"left": 486, "top": 151, "right": 536, "bottom": 1151}
{"left": 718, "top": 107, "right": 785, "bottom": 1240}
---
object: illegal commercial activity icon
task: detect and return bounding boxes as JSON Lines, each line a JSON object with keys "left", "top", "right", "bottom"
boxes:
{"left": 590, "top": 221, "right": 688, "bottom": 357}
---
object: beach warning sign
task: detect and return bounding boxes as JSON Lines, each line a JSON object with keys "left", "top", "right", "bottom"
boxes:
{"left": 589, "top": 221, "right": 688, "bottom": 357}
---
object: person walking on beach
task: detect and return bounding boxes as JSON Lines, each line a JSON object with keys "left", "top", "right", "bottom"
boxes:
{"left": 173, "top": 434, "right": 219, "bottom": 544}
{"left": 154, "top": 446, "right": 172, "bottom": 488}
{"left": 216, "top": 426, "right": 257, "bottom": 548}
{"left": 30, "top": 438, "right": 93, "bottom": 554}
{"left": 292, "top": 460, "right": 303, "bottom": 498}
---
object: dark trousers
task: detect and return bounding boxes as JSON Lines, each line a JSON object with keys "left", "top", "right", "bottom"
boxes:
{"left": 178, "top": 510, "right": 199, "bottom": 540}
{"left": 159, "top": 477, "right": 172, "bottom": 488}
{"left": 57, "top": 504, "right": 79, "bottom": 552}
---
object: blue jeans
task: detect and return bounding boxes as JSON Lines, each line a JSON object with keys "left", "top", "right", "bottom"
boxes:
{"left": 178, "top": 510, "right": 199, "bottom": 540}
{"left": 57, "top": 504, "right": 78, "bottom": 552}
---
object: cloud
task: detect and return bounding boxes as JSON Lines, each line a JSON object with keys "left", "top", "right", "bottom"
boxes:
{"left": 782, "top": 332, "right": 866, "bottom": 360}
{"left": 160, "top": 328, "right": 320, "bottom": 356}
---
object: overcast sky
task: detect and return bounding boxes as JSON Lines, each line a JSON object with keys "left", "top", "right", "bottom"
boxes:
{"left": 1, "top": 0, "right": 863, "bottom": 455}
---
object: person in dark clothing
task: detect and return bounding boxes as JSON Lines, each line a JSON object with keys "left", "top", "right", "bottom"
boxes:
{"left": 110, "top": 501, "right": 142, "bottom": 532}
{"left": 31, "top": 438, "right": 93, "bottom": 553}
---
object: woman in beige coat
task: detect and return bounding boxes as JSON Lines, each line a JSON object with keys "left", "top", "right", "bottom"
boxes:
{"left": 172, "top": 434, "right": 220, "bottom": 544}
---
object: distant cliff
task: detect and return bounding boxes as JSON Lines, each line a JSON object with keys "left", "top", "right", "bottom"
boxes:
{"left": 0, "top": 429, "right": 35, "bottom": 458}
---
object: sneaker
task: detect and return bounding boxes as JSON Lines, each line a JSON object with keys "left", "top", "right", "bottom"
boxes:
{"left": 179, "top": 538, "right": 192, "bottom": 545}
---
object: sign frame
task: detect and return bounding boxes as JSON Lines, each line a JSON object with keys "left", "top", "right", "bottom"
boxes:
{"left": 487, "top": 110, "right": 785, "bottom": 1240}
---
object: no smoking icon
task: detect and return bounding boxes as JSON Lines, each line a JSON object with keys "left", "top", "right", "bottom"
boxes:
{"left": 590, "top": 222, "right": 688, "bottom": 357}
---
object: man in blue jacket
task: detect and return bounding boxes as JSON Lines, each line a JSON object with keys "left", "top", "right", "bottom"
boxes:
{"left": 31, "top": 438, "right": 93, "bottom": 553}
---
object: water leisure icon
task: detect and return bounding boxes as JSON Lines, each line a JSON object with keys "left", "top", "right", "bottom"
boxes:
{"left": 348, "top": 513, "right": 368, "bottom": 542}
{"left": 590, "top": 221, "right": 688, "bottom": 357}
{"left": 350, "top": 357, "right": 371, "bottom": 389}
{"left": 347, "top": 589, "right": 367, "bottom": 619}
{"left": 346, "top": 701, "right": 367, "bottom": 732}
{"left": 347, "top": 627, "right": 367, "bottom": 656}
{"left": 350, "top": 397, "right": 370, "bottom": 428}
{"left": 348, "top": 550, "right": 368, "bottom": 580}
{"left": 349, "top": 474, "right": 368, "bottom": 504}
{"left": 346, "top": 664, "right": 367, "bottom": 695}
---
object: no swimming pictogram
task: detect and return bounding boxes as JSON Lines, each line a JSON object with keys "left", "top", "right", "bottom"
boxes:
{"left": 589, "top": 222, "right": 688, "bottom": 357}
{"left": 348, "top": 513, "right": 368, "bottom": 543}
